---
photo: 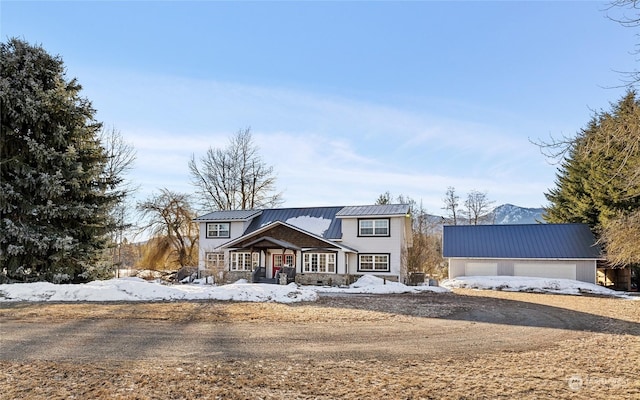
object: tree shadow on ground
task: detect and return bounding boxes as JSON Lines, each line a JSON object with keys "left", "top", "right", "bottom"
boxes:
{"left": 311, "top": 292, "right": 640, "bottom": 336}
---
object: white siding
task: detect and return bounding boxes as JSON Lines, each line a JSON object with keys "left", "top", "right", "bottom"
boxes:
{"left": 198, "top": 221, "right": 248, "bottom": 270}
{"left": 465, "top": 262, "right": 498, "bottom": 276}
{"left": 514, "top": 263, "right": 576, "bottom": 280}
{"left": 340, "top": 215, "right": 409, "bottom": 279}
{"left": 448, "top": 258, "right": 596, "bottom": 284}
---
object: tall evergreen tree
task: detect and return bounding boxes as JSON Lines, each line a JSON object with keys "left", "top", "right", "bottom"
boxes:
{"left": 543, "top": 91, "right": 640, "bottom": 268}
{"left": 544, "top": 129, "right": 601, "bottom": 226}
{"left": 544, "top": 91, "right": 640, "bottom": 229}
{"left": 0, "top": 38, "right": 117, "bottom": 282}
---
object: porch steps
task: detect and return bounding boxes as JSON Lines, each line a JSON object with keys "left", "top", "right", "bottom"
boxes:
{"left": 255, "top": 277, "right": 277, "bottom": 284}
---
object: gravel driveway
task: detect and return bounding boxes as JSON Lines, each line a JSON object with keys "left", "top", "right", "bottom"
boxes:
{"left": 1, "top": 290, "right": 638, "bottom": 399}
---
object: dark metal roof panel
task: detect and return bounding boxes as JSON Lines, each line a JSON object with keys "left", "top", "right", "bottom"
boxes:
{"left": 244, "top": 207, "right": 344, "bottom": 239}
{"left": 442, "top": 224, "right": 602, "bottom": 259}
{"left": 336, "top": 204, "right": 410, "bottom": 217}
{"left": 194, "top": 210, "right": 262, "bottom": 221}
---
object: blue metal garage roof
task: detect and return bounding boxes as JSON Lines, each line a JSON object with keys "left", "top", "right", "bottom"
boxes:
{"left": 442, "top": 223, "right": 603, "bottom": 259}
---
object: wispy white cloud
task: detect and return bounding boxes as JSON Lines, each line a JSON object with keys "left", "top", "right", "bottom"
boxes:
{"left": 80, "top": 68, "right": 556, "bottom": 210}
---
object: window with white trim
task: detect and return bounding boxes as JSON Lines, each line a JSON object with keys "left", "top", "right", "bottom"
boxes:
{"left": 358, "top": 219, "right": 389, "bottom": 236}
{"left": 205, "top": 252, "right": 225, "bottom": 269}
{"left": 359, "top": 254, "right": 390, "bottom": 272}
{"left": 206, "top": 223, "right": 230, "bottom": 238}
{"left": 230, "top": 252, "right": 258, "bottom": 271}
{"left": 303, "top": 253, "right": 336, "bottom": 273}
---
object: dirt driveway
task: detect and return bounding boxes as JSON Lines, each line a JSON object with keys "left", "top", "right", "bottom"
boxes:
{"left": 1, "top": 290, "right": 639, "bottom": 399}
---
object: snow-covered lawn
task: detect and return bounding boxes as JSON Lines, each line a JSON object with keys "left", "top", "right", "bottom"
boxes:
{"left": 0, "top": 275, "right": 446, "bottom": 303}
{"left": 0, "top": 278, "right": 317, "bottom": 303}
{"left": 0, "top": 274, "right": 636, "bottom": 303}
{"left": 307, "top": 274, "right": 450, "bottom": 295}
{"left": 442, "top": 275, "right": 638, "bottom": 299}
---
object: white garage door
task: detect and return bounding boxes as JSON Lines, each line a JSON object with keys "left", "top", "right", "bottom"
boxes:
{"left": 465, "top": 262, "right": 498, "bottom": 276}
{"left": 514, "top": 263, "right": 576, "bottom": 280}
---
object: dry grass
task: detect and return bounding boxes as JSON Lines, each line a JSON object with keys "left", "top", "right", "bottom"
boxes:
{"left": 2, "top": 334, "right": 638, "bottom": 400}
{"left": 454, "top": 288, "right": 640, "bottom": 323}
{"left": 1, "top": 290, "right": 639, "bottom": 399}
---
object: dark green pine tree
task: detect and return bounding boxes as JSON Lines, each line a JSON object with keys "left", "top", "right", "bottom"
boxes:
{"left": 544, "top": 121, "right": 601, "bottom": 227}
{"left": 544, "top": 91, "right": 640, "bottom": 232}
{"left": 586, "top": 92, "right": 640, "bottom": 224}
{"left": 0, "top": 38, "right": 118, "bottom": 283}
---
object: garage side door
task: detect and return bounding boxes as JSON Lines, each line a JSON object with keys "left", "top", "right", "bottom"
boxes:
{"left": 514, "top": 263, "right": 576, "bottom": 280}
{"left": 465, "top": 262, "right": 498, "bottom": 276}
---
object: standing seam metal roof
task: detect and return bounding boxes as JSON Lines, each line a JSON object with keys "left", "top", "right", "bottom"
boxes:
{"left": 442, "top": 223, "right": 602, "bottom": 259}
{"left": 336, "top": 204, "right": 410, "bottom": 217}
{"left": 196, "top": 204, "right": 411, "bottom": 239}
{"left": 193, "top": 210, "right": 262, "bottom": 221}
{"left": 244, "top": 206, "right": 345, "bottom": 239}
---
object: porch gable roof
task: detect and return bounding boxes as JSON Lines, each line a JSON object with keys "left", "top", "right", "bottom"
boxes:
{"left": 216, "top": 220, "right": 357, "bottom": 252}
{"left": 240, "top": 236, "right": 301, "bottom": 251}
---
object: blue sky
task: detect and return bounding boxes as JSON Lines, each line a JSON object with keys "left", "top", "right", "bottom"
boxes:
{"left": 2, "top": 1, "right": 637, "bottom": 214}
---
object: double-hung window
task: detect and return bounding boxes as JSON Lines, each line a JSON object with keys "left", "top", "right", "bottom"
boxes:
{"left": 358, "top": 219, "right": 389, "bottom": 237}
{"left": 303, "top": 253, "right": 336, "bottom": 273}
{"left": 207, "top": 223, "right": 230, "bottom": 238}
{"left": 205, "top": 252, "right": 225, "bottom": 269}
{"left": 358, "top": 254, "right": 390, "bottom": 272}
{"left": 230, "top": 252, "right": 258, "bottom": 271}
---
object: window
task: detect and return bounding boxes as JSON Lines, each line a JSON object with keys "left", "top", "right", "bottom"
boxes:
{"left": 207, "top": 223, "right": 230, "bottom": 238}
{"left": 205, "top": 252, "right": 225, "bottom": 269}
{"left": 230, "top": 252, "right": 258, "bottom": 271}
{"left": 359, "top": 254, "right": 390, "bottom": 272}
{"left": 273, "top": 253, "right": 295, "bottom": 267}
{"left": 358, "top": 219, "right": 389, "bottom": 236}
{"left": 303, "top": 253, "right": 336, "bottom": 273}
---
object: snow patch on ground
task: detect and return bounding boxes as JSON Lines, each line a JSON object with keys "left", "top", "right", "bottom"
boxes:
{"left": 309, "top": 274, "right": 450, "bottom": 294}
{"left": 1, "top": 274, "right": 634, "bottom": 303}
{"left": 441, "top": 276, "right": 638, "bottom": 299}
{"left": 0, "top": 279, "right": 318, "bottom": 303}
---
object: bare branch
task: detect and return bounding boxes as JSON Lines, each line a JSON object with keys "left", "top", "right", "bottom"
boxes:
{"left": 190, "top": 128, "right": 282, "bottom": 211}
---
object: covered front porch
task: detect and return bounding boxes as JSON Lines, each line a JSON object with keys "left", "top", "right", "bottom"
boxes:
{"left": 219, "top": 221, "right": 355, "bottom": 285}
{"left": 237, "top": 236, "right": 299, "bottom": 284}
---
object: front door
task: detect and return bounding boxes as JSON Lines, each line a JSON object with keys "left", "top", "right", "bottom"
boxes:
{"left": 272, "top": 253, "right": 295, "bottom": 277}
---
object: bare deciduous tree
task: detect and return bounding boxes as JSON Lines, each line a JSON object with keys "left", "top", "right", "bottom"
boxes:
{"left": 600, "top": 210, "right": 640, "bottom": 266}
{"left": 442, "top": 186, "right": 461, "bottom": 225}
{"left": 405, "top": 201, "right": 445, "bottom": 279}
{"left": 606, "top": 0, "right": 640, "bottom": 85}
{"left": 375, "top": 191, "right": 392, "bottom": 205}
{"left": 608, "top": 0, "right": 640, "bottom": 26}
{"left": 99, "top": 126, "right": 138, "bottom": 276}
{"left": 376, "top": 192, "right": 445, "bottom": 280}
{"left": 100, "top": 126, "right": 137, "bottom": 196}
{"left": 137, "top": 189, "right": 198, "bottom": 270}
{"left": 463, "top": 190, "right": 495, "bottom": 225}
{"left": 189, "top": 128, "right": 282, "bottom": 211}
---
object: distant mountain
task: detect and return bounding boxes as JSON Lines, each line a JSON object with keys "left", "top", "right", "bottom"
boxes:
{"left": 491, "top": 204, "right": 545, "bottom": 225}
{"left": 425, "top": 204, "right": 545, "bottom": 232}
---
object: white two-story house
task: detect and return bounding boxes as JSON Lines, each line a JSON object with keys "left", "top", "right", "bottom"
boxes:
{"left": 194, "top": 204, "right": 412, "bottom": 285}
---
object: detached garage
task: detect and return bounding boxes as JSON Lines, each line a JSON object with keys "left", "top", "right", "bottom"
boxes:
{"left": 442, "top": 224, "right": 603, "bottom": 284}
